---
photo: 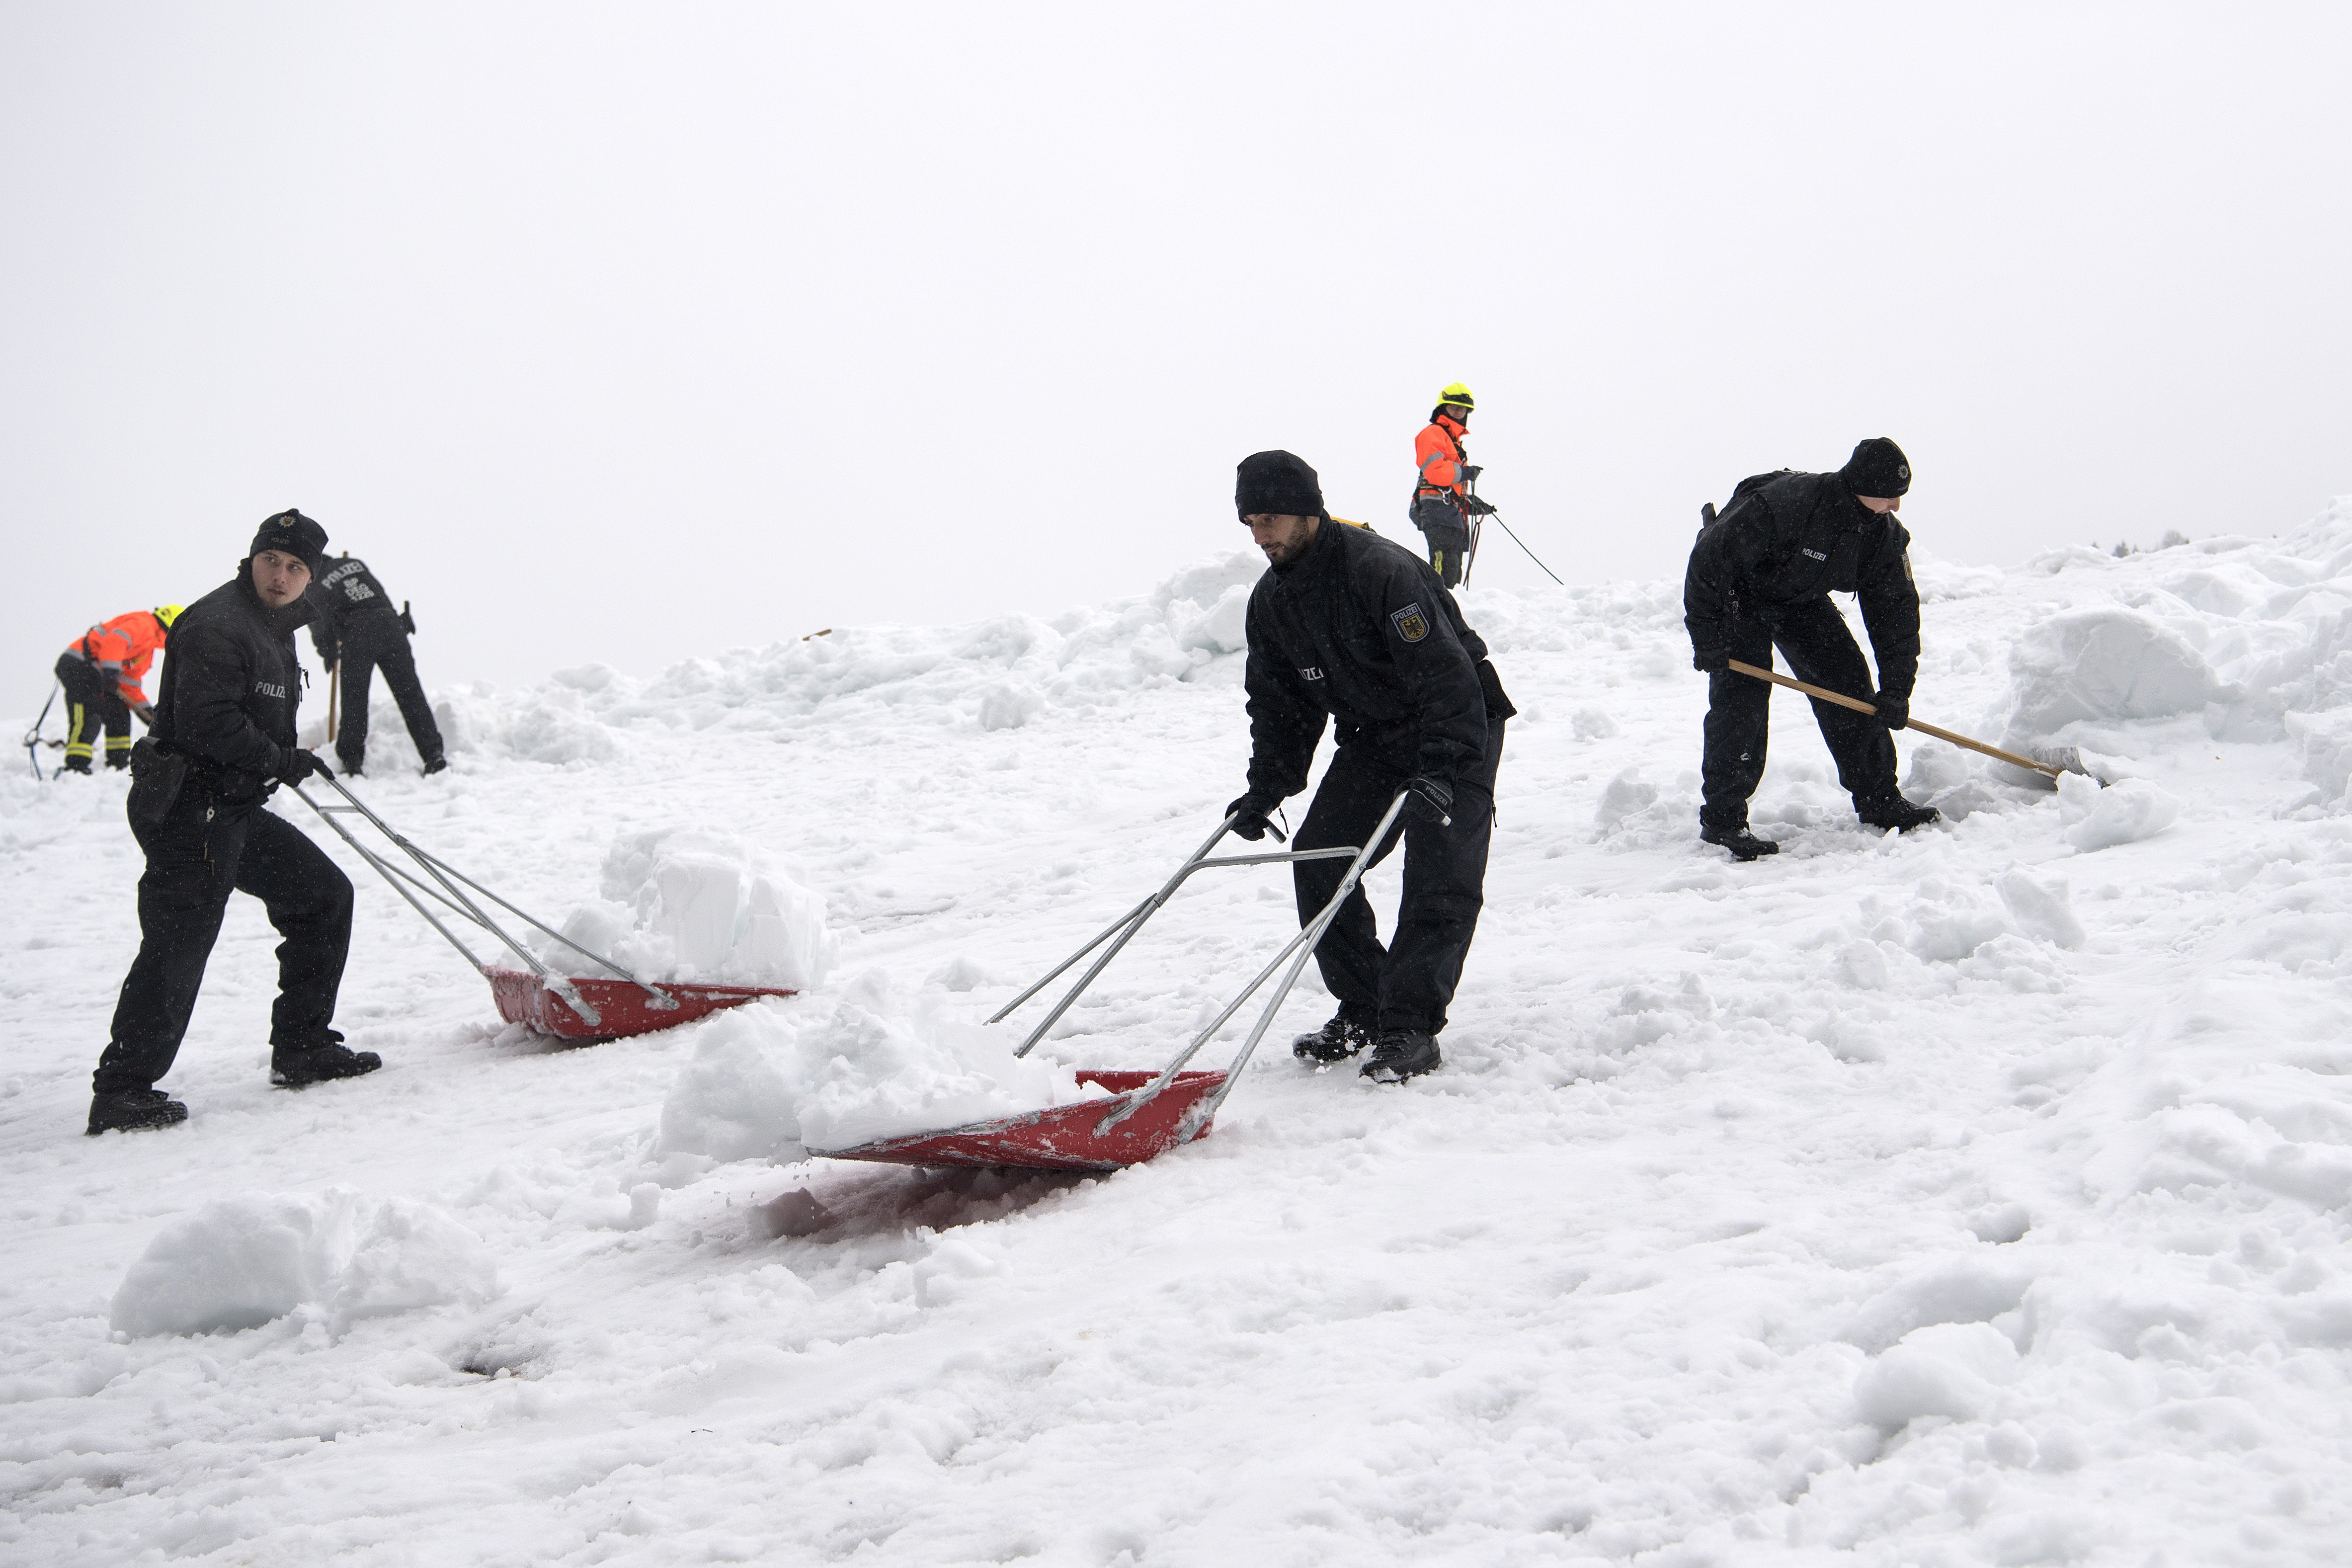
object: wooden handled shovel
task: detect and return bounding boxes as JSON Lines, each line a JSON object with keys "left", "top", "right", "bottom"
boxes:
{"left": 1726, "top": 660, "right": 2078, "bottom": 782}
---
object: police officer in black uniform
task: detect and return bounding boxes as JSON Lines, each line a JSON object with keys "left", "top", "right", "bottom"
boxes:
{"left": 308, "top": 552, "right": 446, "bottom": 777}
{"left": 88, "top": 509, "right": 380, "bottom": 1136}
{"left": 1225, "top": 450, "right": 1514, "bottom": 1083}
{"left": 1682, "top": 437, "right": 1940, "bottom": 861}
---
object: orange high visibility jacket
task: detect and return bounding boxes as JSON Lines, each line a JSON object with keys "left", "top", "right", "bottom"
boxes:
{"left": 62, "top": 611, "right": 169, "bottom": 704}
{"left": 1415, "top": 413, "right": 1469, "bottom": 498}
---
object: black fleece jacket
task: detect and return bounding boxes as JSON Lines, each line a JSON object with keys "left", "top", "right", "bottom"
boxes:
{"left": 1243, "top": 520, "right": 1514, "bottom": 800}
{"left": 153, "top": 570, "right": 316, "bottom": 792}
{"left": 1683, "top": 470, "right": 1922, "bottom": 700}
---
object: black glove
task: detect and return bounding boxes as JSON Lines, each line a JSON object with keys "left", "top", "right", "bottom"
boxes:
{"left": 1875, "top": 691, "right": 1910, "bottom": 731}
{"left": 1224, "top": 792, "right": 1283, "bottom": 842}
{"left": 275, "top": 749, "right": 335, "bottom": 786}
{"left": 1462, "top": 495, "right": 1497, "bottom": 516}
{"left": 1461, "top": 465, "right": 1483, "bottom": 483}
{"left": 132, "top": 701, "right": 157, "bottom": 727}
{"left": 1693, "top": 647, "right": 1730, "bottom": 673}
{"left": 1403, "top": 775, "right": 1455, "bottom": 825}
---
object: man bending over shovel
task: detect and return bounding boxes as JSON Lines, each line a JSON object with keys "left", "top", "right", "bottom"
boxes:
{"left": 1226, "top": 450, "right": 1516, "bottom": 1083}
{"left": 1682, "top": 437, "right": 1940, "bottom": 860}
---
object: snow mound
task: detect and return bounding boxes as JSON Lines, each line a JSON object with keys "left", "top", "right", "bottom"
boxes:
{"left": 2057, "top": 772, "right": 2181, "bottom": 851}
{"left": 2001, "top": 606, "right": 2224, "bottom": 746}
{"left": 657, "top": 974, "right": 1105, "bottom": 1162}
{"left": 539, "top": 825, "right": 837, "bottom": 987}
{"left": 110, "top": 1190, "right": 498, "bottom": 1338}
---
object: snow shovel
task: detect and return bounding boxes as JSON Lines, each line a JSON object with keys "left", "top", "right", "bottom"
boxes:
{"left": 810, "top": 791, "right": 1418, "bottom": 1173}
{"left": 290, "top": 775, "right": 796, "bottom": 1041}
{"left": 1726, "top": 660, "right": 2104, "bottom": 784}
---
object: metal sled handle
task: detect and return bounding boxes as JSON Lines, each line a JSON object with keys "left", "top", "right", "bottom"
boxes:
{"left": 292, "top": 775, "right": 673, "bottom": 1027}
{"left": 1098, "top": 789, "right": 1413, "bottom": 1135}
{"left": 995, "top": 816, "right": 1366, "bottom": 1059}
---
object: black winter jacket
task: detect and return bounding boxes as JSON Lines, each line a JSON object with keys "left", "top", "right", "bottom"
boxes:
{"left": 306, "top": 556, "right": 402, "bottom": 664}
{"left": 1683, "top": 471, "right": 1922, "bottom": 701}
{"left": 1243, "top": 521, "right": 1515, "bottom": 800}
{"left": 153, "top": 573, "right": 315, "bottom": 795}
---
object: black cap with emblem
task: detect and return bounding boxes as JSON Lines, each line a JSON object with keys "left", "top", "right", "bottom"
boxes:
{"left": 1839, "top": 438, "right": 1911, "bottom": 499}
{"left": 248, "top": 508, "right": 330, "bottom": 574}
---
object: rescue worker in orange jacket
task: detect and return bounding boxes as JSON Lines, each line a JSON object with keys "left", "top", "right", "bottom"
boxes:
{"left": 1408, "top": 383, "right": 1496, "bottom": 589}
{"left": 55, "top": 607, "right": 183, "bottom": 774}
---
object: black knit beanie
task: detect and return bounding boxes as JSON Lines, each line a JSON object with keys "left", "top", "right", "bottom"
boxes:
{"left": 1235, "top": 450, "right": 1327, "bottom": 520}
{"left": 1839, "top": 438, "right": 1912, "bottom": 498}
{"left": 248, "top": 508, "right": 330, "bottom": 574}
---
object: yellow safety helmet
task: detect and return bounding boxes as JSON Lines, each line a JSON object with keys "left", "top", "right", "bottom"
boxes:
{"left": 155, "top": 604, "right": 186, "bottom": 630}
{"left": 1437, "top": 382, "right": 1475, "bottom": 412}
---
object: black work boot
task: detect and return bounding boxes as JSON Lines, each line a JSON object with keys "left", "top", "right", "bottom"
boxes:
{"left": 62, "top": 757, "right": 93, "bottom": 776}
{"left": 1700, "top": 824, "right": 1781, "bottom": 861}
{"left": 1361, "top": 1029, "right": 1442, "bottom": 1083}
{"left": 87, "top": 1087, "right": 189, "bottom": 1135}
{"left": 270, "top": 1033, "right": 383, "bottom": 1088}
{"left": 1292, "top": 1010, "right": 1375, "bottom": 1064}
{"left": 421, "top": 756, "right": 448, "bottom": 776}
{"left": 1857, "top": 795, "right": 1941, "bottom": 833}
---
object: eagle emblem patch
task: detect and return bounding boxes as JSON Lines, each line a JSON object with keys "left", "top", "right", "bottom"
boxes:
{"left": 1390, "top": 603, "right": 1430, "bottom": 644}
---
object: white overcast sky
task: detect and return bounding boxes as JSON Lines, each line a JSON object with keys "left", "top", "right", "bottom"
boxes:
{"left": 4, "top": 2, "right": 2348, "bottom": 696}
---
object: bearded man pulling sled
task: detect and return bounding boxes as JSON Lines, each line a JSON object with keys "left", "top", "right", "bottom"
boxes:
{"left": 1226, "top": 450, "right": 1515, "bottom": 1083}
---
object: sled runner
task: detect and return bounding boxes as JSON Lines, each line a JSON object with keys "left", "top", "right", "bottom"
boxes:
{"left": 293, "top": 777, "right": 794, "bottom": 1041}
{"left": 810, "top": 791, "right": 1416, "bottom": 1173}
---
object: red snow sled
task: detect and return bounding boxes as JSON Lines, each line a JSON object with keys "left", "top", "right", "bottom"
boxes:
{"left": 482, "top": 967, "right": 796, "bottom": 1041}
{"left": 809, "top": 792, "right": 1414, "bottom": 1173}
{"left": 818, "top": 1070, "right": 1227, "bottom": 1173}
{"left": 293, "top": 777, "right": 795, "bottom": 1043}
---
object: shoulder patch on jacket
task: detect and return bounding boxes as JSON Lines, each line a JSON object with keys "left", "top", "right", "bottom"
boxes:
{"left": 1390, "top": 603, "right": 1430, "bottom": 644}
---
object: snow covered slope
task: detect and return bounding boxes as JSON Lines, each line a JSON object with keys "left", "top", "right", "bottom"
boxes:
{"left": 5, "top": 504, "right": 2352, "bottom": 1566}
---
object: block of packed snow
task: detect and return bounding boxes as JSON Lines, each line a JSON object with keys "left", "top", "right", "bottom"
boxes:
{"left": 1595, "top": 767, "right": 1657, "bottom": 828}
{"left": 2056, "top": 772, "right": 2179, "bottom": 851}
{"left": 977, "top": 682, "right": 1045, "bottom": 731}
{"left": 657, "top": 1008, "right": 808, "bottom": 1162}
{"left": 111, "top": 1190, "right": 497, "bottom": 1338}
{"left": 334, "top": 1199, "right": 503, "bottom": 1322}
{"left": 2002, "top": 605, "right": 2224, "bottom": 745}
{"left": 1852, "top": 1321, "right": 2021, "bottom": 1430}
{"left": 540, "top": 826, "right": 837, "bottom": 987}
{"left": 655, "top": 976, "right": 1105, "bottom": 1162}
{"left": 1995, "top": 866, "right": 2087, "bottom": 948}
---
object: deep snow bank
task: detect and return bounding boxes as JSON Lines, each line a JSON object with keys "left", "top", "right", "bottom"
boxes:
{"left": 2001, "top": 497, "right": 2352, "bottom": 811}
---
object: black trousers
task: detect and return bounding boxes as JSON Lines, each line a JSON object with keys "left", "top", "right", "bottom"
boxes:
{"left": 56, "top": 654, "right": 131, "bottom": 769}
{"left": 336, "top": 619, "right": 443, "bottom": 773}
{"left": 95, "top": 788, "right": 353, "bottom": 1093}
{"left": 1410, "top": 494, "right": 1470, "bottom": 588}
{"left": 1700, "top": 595, "right": 1899, "bottom": 830}
{"left": 1293, "top": 723, "right": 1503, "bottom": 1036}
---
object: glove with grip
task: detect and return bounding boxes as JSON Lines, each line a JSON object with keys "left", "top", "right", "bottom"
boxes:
{"left": 274, "top": 749, "right": 335, "bottom": 787}
{"left": 1875, "top": 691, "right": 1910, "bottom": 731}
{"left": 1693, "top": 648, "right": 1730, "bottom": 673}
{"left": 1224, "top": 792, "right": 1284, "bottom": 842}
{"left": 1403, "top": 775, "right": 1455, "bottom": 825}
